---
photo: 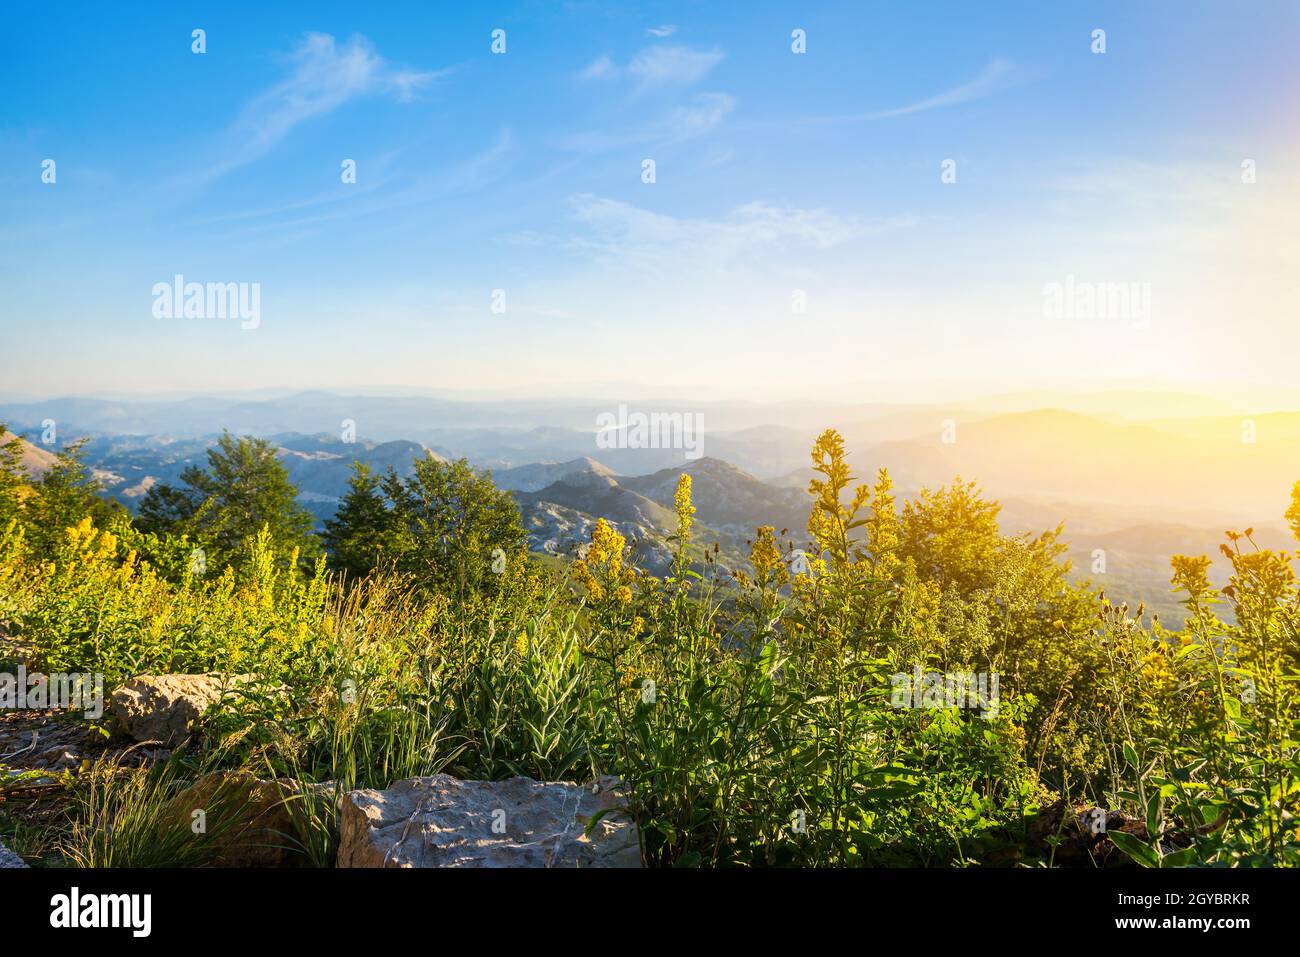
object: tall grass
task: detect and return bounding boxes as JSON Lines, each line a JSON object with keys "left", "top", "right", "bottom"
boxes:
{"left": 5, "top": 433, "right": 1299, "bottom": 866}
{"left": 59, "top": 753, "right": 248, "bottom": 868}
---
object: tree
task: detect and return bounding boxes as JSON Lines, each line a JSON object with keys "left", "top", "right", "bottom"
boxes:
{"left": 322, "top": 462, "right": 392, "bottom": 581}
{"left": 24, "top": 439, "right": 124, "bottom": 552}
{"left": 136, "top": 432, "right": 318, "bottom": 572}
{"left": 135, "top": 480, "right": 202, "bottom": 536}
{"left": 381, "top": 455, "right": 526, "bottom": 596}
{"left": 900, "top": 478, "right": 1003, "bottom": 594}
{"left": 0, "top": 427, "right": 27, "bottom": 532}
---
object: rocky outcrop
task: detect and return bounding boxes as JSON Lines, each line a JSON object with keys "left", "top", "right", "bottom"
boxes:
{"left": 0, "top": 839, "right": 26, "bottom": 868}
{"left": 337, "top": 774, "right": 640, "bottom": 868}
{"left": 110, "top": 674, "right": 254, "bottom": 746}
{"left": 164, "top": 772, "right": 336, "bottom": 868}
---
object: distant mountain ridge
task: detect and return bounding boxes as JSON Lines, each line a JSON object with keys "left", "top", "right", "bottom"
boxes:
{"left": 620, "top": 457, "right": 807, "bottom": 535}
{"left": 6, "top": 392, "right": 1298, "bottom": 527}
{"left": 491, "top": 457, "right": 615, "bottom": 493}
{"left": 7, "top": 390, "right": 1299, "bottom": 623}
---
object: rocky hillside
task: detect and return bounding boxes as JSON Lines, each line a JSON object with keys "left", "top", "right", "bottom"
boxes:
{"left": 491, "top": 456, "right": 616, "bottom": 493}
{"left": 509, "top": 456, "right": 800, "bottom": 575}
{"left": 0, "top": 430, "right": 58, "bottom": 478}
{"left": 620, "top": 457, "right": 807, "bottom": 535}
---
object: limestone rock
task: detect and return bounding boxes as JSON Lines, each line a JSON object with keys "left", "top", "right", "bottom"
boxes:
{"left": 110, "top": 674, "right": 254, "bottom": 745}
{"left": 0, "top": 839, "right": 26, "bottom": 868}
{"left": 337, "top": 774, "right": 640, "bottom": 868}
{"left": 164, "top": 772, "right": 334, "bottom": 868}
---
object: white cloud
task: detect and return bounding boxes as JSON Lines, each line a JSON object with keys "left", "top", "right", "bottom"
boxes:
{"left": 876, "top": 58, "right": 1015, "bottom": 117}
{"left": 577, "top": 44, "right": 723, "bottom": 88}
{"left": 817, "top": 58, "right": 1019, "bottom": 122}
{"left": 557, "top": 92, "right": 734, "bottom": 151}
{"left": 566, "top": 194, "right": 905, "bottom": 267}
{"left": 646, "top": 25, "right": 677, "bottom": 38}
{"left": 495, "top": 197, "right": 918, "bottom": 350}
{"left": 201, "top": 129, "right": 516, "bottom": 236}
{"left": 628, "top": 45, "right": 723, "bottom": 87}
{"left": 664, "top": 92, "right": 734, "bottom": 137}
{"left": 212, "top": 33, "right": 447, "bottom": 177}
{"left": 578, "top": 55, "right": 615, "bottom": 80}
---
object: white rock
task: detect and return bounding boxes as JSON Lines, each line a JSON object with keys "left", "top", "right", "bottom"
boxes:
{"left": 337, "top": 774, "right": 640, "bottom": 868}
{"left": 0, "top": 839, "right": 26, "bottom": 868}
{"left": 110, "top": 674, "right": 254, "bottom": 746}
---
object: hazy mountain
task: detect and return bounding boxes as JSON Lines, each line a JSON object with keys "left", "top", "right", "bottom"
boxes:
{"left": 513, "top": 468, "right": 681, "bottom": 571}
{"left": 275, "top": 437, "right": 444, "bottom": 519}
{"left": 12, "top": 393, "right": 1295, "bottom": 526}
{"left": 517, "top": 470, "right": 676, "bottom": 538}
{"left": 855, "top": 409, "right": 1300, "bottom": 525}
{"left": 0, "top": 393, "right": 893, "bottom": 444}
{"left": 1142, "top": 412, "right": 1300, "bottom": 443}
{"left": 620, "top": 457, "right": 808, "bottom": 537}
{"left": 491, "top": 457, "right": 615, "bottom": 492}
{"left": 8, "top": 391, "right": 1298, "bottom": 620}
{"left": 950, "top": 389, "right": 1247, "bottom": 420}
{"left": 45, "top": 432, "right": 443, "bottom": 523}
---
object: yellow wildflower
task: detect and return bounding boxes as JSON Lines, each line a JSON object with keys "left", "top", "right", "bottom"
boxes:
{"left": 1170, "top": 554, "right": 1214, "bottom": 602}
{"left": 1141, "top": 650, "right": 1174, "bottom": 690}
{"left": 749, "top": 525, "right": 789, "bottom": 589}
{"left": 674, "top": 474, "right": 696, "bottom": 540}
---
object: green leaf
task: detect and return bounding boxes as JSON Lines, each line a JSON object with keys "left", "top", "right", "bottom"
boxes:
{"left": 1145, "top": 791, "right": 1161, "bottom": 842}
{"left": 1109, "top": 830, "right": 1158, "bottom": 868}
{"left": 1159, "top": 847, "right": 1200, "bottom": 868}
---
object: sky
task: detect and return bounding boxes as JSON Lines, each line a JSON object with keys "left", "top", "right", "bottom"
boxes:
{"left": 1, "top": 1, "right": 1298, "bottom": 403}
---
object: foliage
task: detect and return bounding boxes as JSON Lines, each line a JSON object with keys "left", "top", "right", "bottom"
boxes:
{"left": 136, "top": 431, "right": 318, "bottom": 574}
{"left": 379, "top": 455, "right": 527, "bottom": 598}
{"left": 2, "top": 427, "right": 1297, "bottom": 867}
{"left": 321, "top": 462, "right": 389, "bottom": 582}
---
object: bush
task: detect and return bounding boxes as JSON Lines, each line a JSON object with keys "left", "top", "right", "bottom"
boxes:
{"left": 2, "top": 429, "right": 1297, "bottom": 867}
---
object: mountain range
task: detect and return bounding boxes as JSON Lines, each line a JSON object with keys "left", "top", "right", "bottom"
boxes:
{"left": 4, "top": 390, "right": 1298, "bottom": 623}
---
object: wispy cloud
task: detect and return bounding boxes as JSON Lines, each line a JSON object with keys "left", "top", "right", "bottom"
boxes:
{"left": 200, "top": 129, "right": 516, "bottom": 238}
{"left": 497, "top": 196, "right": 918, "bottom": 328}
{"left": 578, "top": 55, "right": 615, "bottom": 80}
{"left": 557, "top": 92, "right": 734, "bottom": 151}
{"left": 578, "top": 44, "right": 723, "bottom": 88}
{"left": 566, "top": 194, "right": 906, "bottom": 266}
{"left": 817, "top": 58, "right": 1019, "bottom": 122}
{"left": 646, "top": 25, "right": 677, "bottom": 38}
{"left": 208, "top": 33, "right": 447, "bottom": 179}
{"left": 628, "top": 45, "right": 723, "bottom": 87}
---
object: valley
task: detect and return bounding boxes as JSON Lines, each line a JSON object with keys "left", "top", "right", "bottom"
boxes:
{"left": 5, "top": 388, "right": 1295, "bottom": 624}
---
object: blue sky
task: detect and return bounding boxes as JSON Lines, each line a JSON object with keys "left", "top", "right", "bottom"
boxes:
{"left": 2, "top": 1, "right": 1297, "bottom": 401}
